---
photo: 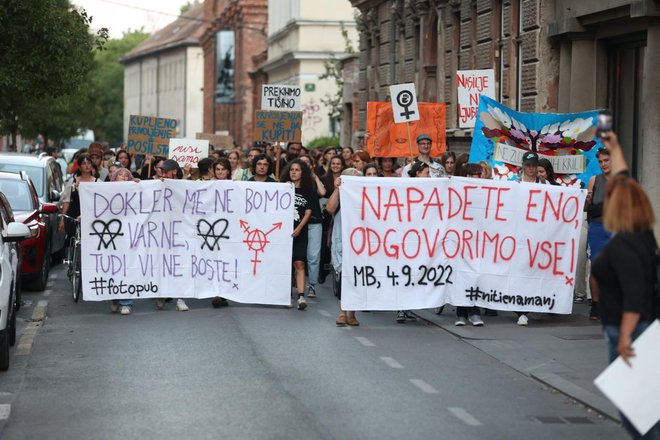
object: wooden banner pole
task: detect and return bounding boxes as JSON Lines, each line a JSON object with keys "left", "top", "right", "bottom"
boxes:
{"left": 406, "top": 122, "right": 415, "bottom": 162}
{"left": 275, "top": 142, "right": 281, "bottom": 181}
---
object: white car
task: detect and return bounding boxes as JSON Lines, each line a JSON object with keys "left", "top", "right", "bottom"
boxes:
{"left": 0, "top": 192, "right": 31, "bottom": 371}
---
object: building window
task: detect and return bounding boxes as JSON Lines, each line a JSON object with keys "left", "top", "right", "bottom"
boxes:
{"left": 216, "top": 30, "right": 235, "bottom": 103}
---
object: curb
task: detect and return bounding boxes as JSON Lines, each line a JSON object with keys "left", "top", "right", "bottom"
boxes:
{"left": 412, "top": 309, "right": 620, "bottom": 422}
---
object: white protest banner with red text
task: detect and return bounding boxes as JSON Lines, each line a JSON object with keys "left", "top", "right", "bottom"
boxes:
{"left": 457, "top": 69, "right": 495, "bottom": 128}
{"left": 79, "top": 180, "right": 294, "bottom": 305}
{"left": 339, "top": 176, "right": 586, "bottom": 313}
{"left": 168, "top": 138, "right": 209, "bottom": 167}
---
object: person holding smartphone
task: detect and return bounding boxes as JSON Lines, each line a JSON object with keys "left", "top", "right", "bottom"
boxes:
{"left": 584, "top": 110, "right": 614, "bottom": 320}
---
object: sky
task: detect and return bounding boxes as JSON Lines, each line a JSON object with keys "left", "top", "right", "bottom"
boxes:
{"left": 71, "top": 0, "right": 187, "bottom": 39}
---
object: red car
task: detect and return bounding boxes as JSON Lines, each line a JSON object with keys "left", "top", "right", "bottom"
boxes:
{"left": 0, "top": 171, "right": 58, "bottom": 291}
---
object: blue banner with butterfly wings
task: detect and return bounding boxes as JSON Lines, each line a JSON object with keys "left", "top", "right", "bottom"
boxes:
{"left": 468, "top": 96, "right": 604, "bottom": 188}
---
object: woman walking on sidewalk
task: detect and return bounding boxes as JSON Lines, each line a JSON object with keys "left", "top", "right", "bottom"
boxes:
{"left": 591, "top": 131, "right": 659, "bottom": 439}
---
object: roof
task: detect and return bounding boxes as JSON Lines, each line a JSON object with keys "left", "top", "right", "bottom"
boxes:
{"left": 122, "top": 3, "right": 207, "bottom": 64}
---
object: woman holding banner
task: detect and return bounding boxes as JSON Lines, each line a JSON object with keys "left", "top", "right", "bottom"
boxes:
{"left": 591, "top": 131, "right": 659, "bottom": 439}
{"left": 281, "top": 159, "right": 313, "bottom": 311}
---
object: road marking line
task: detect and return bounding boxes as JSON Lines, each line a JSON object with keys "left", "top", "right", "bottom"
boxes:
{"left": 50, "top": 273, "right": 59, "bottom": 279}
{"left": 43, "top": 289, "right": 52, "bottom": 297}
{"left": 380, "top": 356, "right": 404, "bottom": 369}
{"left": 15, "top": 322, "right": 41, "bottom": 356}
{"left": 32, "top": 301, "right": 48, "bottom": 322}
{"left": 0, "top": 404, "right": 10, "bottom": 420}
{"left": 448, "top": 407, "right": 483, "bottom": 426}
{"left": 317, "top": 309, "right": 332, "bottom": 317}
{"left": 355, "top": 337, "right": 375, "bottom": 347}
{"left": 410, "top": 379, "right": 439, "bottom": 394}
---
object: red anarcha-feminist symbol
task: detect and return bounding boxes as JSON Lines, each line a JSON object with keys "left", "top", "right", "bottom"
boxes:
{"left": 240, "top": 220, "right": 283, "bottom": 275}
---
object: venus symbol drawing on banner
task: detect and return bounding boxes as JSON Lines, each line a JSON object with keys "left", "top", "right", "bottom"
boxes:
{"left": 240, "top": 220, "right": 283, "bottom": 275}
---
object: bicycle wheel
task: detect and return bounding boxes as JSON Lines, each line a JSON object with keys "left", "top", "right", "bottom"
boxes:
{"left": 72, "top": 243, "right": 82, "bottom": 302}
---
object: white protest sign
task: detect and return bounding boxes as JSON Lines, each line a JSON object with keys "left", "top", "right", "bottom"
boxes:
{"left": 389, "top": 83, "right": 419, "bottom": 124}
{"left": 457, "top": 69, "right": 495, "bottom": 128}
{"left": 339, "top": 176, "right": 586, "bottom": 312}
{"left": 261, "top": 84, "right": 302, "bottom": 111}
{"left": 79, "top": 180, "right": 294, "bottom": 305}
{"left": 595, "top": 320, "right": 660, "bottom": 436}
{"left": 494, "top": 143, "right": 586, "bottom": 174}
{"left": 168, "top": 138, "right": 210, "bottom": 168}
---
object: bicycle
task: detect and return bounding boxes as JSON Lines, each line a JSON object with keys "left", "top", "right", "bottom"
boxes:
{"left": 60, "top": 214, "right": 82, "bottom": 302}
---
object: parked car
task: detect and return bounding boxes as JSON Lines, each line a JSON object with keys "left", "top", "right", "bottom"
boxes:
{"left": 0, "top": 153, "right": 66, "bottom": 260}
{"left": 0, "top": 172, "right": 59, "bottom": 291}
{"left": 0, "top": 193, "right": 31, "bottom": 371}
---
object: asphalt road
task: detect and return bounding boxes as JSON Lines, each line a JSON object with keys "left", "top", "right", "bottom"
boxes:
{"left": 0, "top": 264, "right": 624, "bottom": 439}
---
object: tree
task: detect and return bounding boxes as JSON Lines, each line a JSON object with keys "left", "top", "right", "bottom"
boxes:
{"left": 319, "top": 23, "right": 355, "bottom": 135}
{"left": 88, "top": 30, "right": 149, "bottom": 147}
{"left": 0, "top": 0, "right": 107, "bottom": 148}
{"left": 180, "top": 0, "right": 201, "bottom": 14}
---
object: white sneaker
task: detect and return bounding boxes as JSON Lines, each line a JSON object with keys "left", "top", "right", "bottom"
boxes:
{"left": 297, "top": 296, "right": 307, "bottom": 310}
{"left": 468, "top": 314, "right": 484, "bottom": 326}
{"left": 517, "top": 314, "right": 529, "bottom": 326}
{"left": 120, "top": 306, "right": 131, "bottom": 315}
{"left": 307, "top": 285, "right": 316, "bottom": 298}
{"left": 176, "top": 299, "right": 189, "bottom": 311}
{"left": 455, "top": 317, "right": 467, "bottom": 326}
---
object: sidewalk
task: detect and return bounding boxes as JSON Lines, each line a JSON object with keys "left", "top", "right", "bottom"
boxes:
{"left": 413, "top": 301, "right": 619, "bottom": 421}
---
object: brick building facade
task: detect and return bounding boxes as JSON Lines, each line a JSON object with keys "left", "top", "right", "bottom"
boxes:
{"left": 349, "top": 0, "right": 659, "bottom": 232}
{"left": 200, "top": 0, "right": 268, "bottom": 148}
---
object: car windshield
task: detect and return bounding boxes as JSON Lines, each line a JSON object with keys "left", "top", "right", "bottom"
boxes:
{"left": 0, "top": 165, "right": 43, "bottom": 197}
{"left": 0, "top": 179, "right": 35, "bottom": 212}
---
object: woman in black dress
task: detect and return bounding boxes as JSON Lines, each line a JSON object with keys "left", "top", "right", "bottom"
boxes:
{"left": 281, "top": 159, "right": 314, "bottom": 310}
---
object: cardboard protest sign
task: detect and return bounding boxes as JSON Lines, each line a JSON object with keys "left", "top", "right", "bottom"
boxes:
{"left": 366, "top": 102, "right": 446, "bottom": 158}
{"left": 127, "top": 115, "right": 177, "bottom": 157}
{"left": 261, "top": 85, "right": 301, "bottom": 111}
{"left": 79, "top": 180, "right": 294, "bottom": 305}
{"left": 389, "top": 83, "right": 420, "bottom": 124}
{"left": 468, "top": 96, "right": 603, "bottom": 187}
{"left": 196, "top": 132, "right": 234, "bottom": 150}
{"left": 339, "top": 176, "right": 586, "bottom": 312}
{"left": 254, "top": 110, "right": 302, "bottom": 143}
{"left": 168, "top": 138, "right": 209, "bottom": 167}
{"left": 457, "top": 69, "right": 495, "bottom": 128}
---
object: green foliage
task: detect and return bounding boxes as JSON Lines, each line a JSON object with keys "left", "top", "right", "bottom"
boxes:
{"left": 0, "top": 0, "right": 107, "bottom": 146}
{"left": 319, "top": 23, "right": 355, "bottom": 134}
{"left": 307, "top": 136, "right": 340, "bottom": 149}
{"left": 180, "top": 0, "right": 201, "bottom": 14}
{"left": 88, "top": 30, "right": 149, "bottom": 147}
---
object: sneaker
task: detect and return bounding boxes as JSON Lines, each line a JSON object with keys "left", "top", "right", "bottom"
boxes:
{"left": 155, "top": 299, "right": 165, "bottom": 310}
{"left": 110, "top": 301, "right": 119, "bottom": 313}
{"left": 574, "top": 296, "right": 586, "bottom": 304}
{"left": 468, "top": 314, "right": 484, "bottom": 326}
{"left": 176, "top": 299, "right": 189, "bottom": 311}
{"left": 120, "top": 306, "right": 131, "bottom": 315}
{"left": 455, "top": 317, "right": 467, "bottom": 326}
{"left": 403, "top": 311, "right": 417, "bottom": 321}
{"left": 517, "top": 314, "right": 529, "bottom": 326}
{"left": 297, "top": 296, "right": 307, "bottom": 310}
{"left": 307, "top": 285, "right": 316, "bottom": 298}
{"left": 589, "top": 302, "right": 600, "bottom": 320}
{"left": 396, "top": 311, "right": 406, "bottom": 323}
{"left": 211, "top": 297, "right": 228, "bottom": 308}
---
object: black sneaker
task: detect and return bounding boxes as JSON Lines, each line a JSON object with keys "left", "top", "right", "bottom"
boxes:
{"left": 396, "top": 311, "right": 406, "bottom": 323}
{"left": 589, "top": 302, "right": 600, "bottom": 320}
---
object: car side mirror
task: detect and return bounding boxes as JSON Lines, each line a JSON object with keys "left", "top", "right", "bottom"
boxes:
{"left": 4, "top": 222, "right": 31, "bottom": 242}
{"left": 40, "top": 203, "right": 59, "bottom": 214}
{"left": 49, "top": 189, "right": 60, "bottom": 201}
